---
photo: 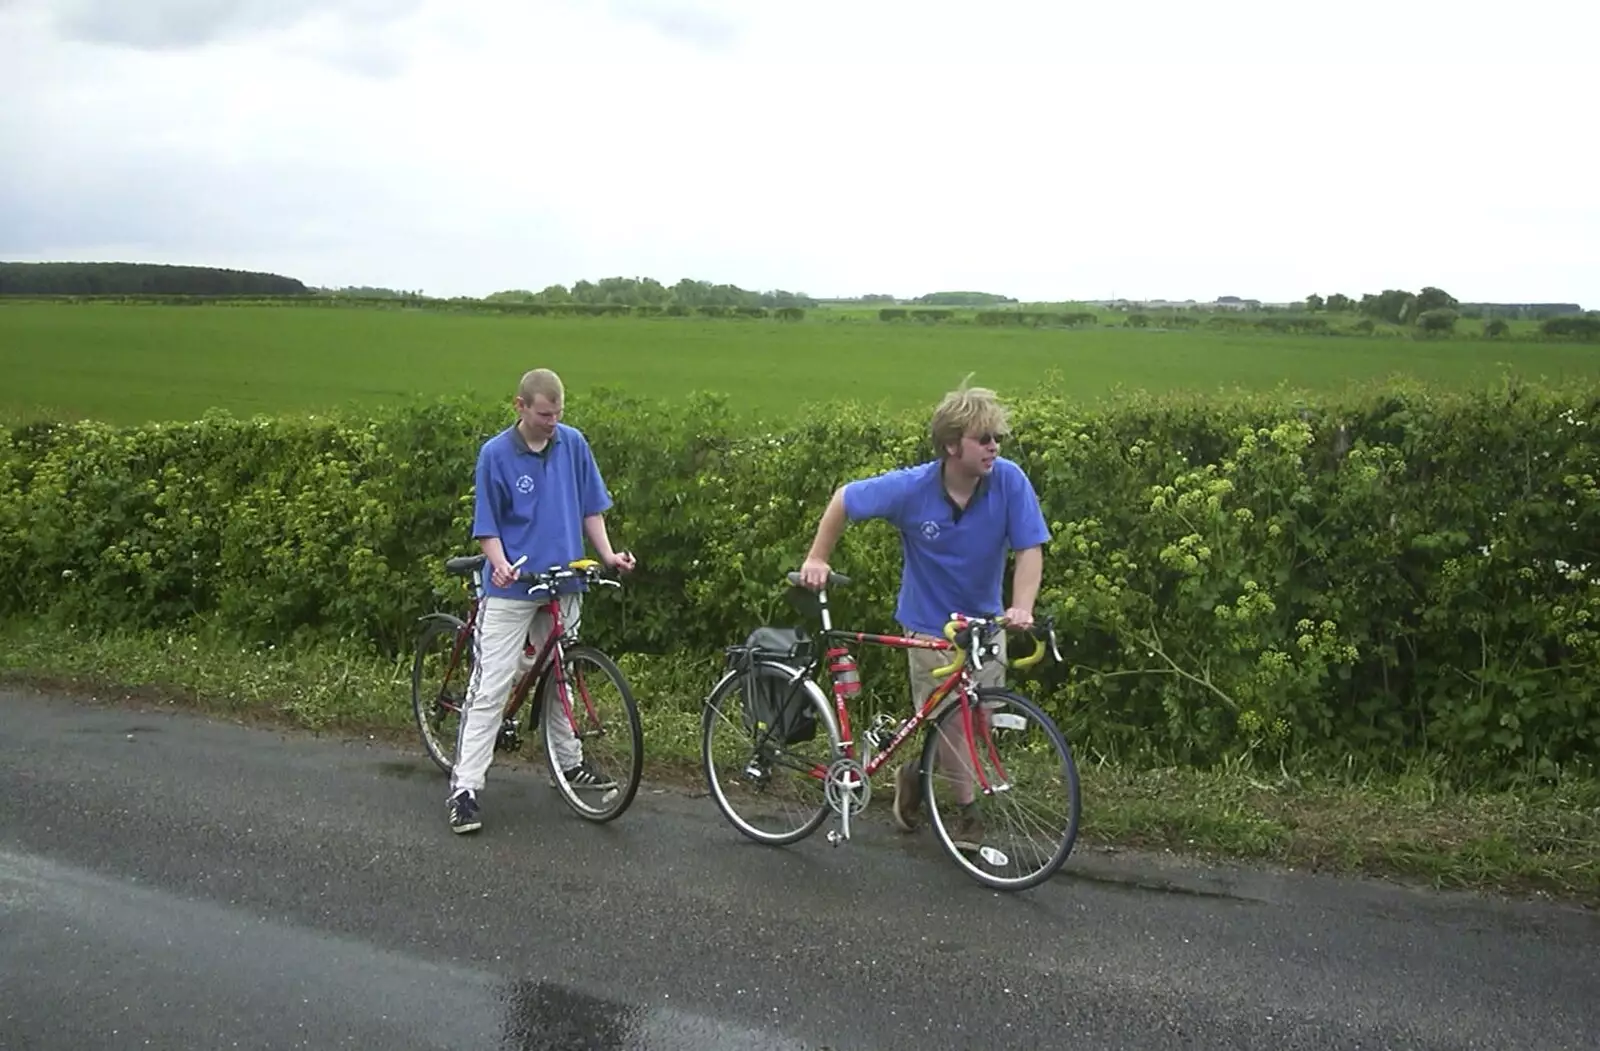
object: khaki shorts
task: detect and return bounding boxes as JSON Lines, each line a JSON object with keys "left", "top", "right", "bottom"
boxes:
{"left": 905, "top": 628, "right": 1007, "bottom": 712}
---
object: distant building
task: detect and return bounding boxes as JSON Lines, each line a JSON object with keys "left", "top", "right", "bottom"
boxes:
{"left": 1080, "top": 296, "right": 1266, "bottom": 312}
{"left": 1213, "top": 296, "right": 1263, "bottom": 311}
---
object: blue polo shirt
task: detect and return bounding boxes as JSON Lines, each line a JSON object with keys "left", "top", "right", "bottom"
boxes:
{"left": 471, "top": 422, "right": 613, "bottom": 600}
{"left": 842, "top": 458, "right": 1050, "bottom": 636}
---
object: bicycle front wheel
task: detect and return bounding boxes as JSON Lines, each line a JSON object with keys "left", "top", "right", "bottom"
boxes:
{"left": 920, "top": 688, "right": 1081, "bottom": 891}
{"left": 538, "top": 645, "right": 643, "bottom": 822}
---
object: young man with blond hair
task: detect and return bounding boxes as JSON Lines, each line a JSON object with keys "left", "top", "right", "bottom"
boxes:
{"left": 798, "top": 376, "right": 1049, "bottom": 849}
{"left": 447, "top": 368, "right": 637, "bottom": 834}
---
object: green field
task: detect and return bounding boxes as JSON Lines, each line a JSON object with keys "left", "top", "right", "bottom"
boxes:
{"left": 4, "top": 303, "right": 1599, "bottom": 425}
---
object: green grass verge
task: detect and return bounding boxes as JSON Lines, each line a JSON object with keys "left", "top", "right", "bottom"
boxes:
{"left": 2, "top": 616, "right": 1594, "bottom": 907}
{"left": 6, "top": 303, "right": 1600, "bottom": 426}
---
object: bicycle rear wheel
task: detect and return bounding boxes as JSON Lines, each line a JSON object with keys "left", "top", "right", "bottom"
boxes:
{"left": 701, "top": 660, "right": 840, "bottom": 846}
{"left": 411, "top": 614, "right": 471, "bottom": 775}
{"left": 538, "top": 645, "right": 643, "bottom": 822}
{"left": 920, "top": 688, "right": 1081, "bottom": 891}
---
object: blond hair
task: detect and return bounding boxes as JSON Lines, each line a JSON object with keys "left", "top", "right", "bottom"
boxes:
{"left": 930, "top": 373, "right": 1009, "bottom": 456}
{"left": 517, "top": 368, "right": 565, "bottom": 405}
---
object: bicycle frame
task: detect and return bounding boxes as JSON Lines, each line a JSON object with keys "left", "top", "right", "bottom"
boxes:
{"left": 802, "top": 587, "right": 1009, "bottom": 803}
{"left": 429, "top": 567, "right": 594, "bottom": 738}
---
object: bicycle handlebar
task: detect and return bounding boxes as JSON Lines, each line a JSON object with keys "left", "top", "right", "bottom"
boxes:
{"left": 929, "top": 614, "right": 1060, "bottom": 678}
{"left": 513, "top": 556, "right": 624, "bottom": 595}
{"left": 435, "top": 553, "right": 624, "bottom": 595}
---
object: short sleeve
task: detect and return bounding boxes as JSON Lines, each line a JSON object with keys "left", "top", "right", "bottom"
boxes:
{"left": 842, "top": 468, "right": 913, "bottom": 525}
{"left": 1003, "top": 463, "right": 1051, "bottom": 550}
{"left": 575, "top": 433, "right": 613, "bottom": 518}
{"left": 471, "top": 443, "right": 500, "bottom": 539}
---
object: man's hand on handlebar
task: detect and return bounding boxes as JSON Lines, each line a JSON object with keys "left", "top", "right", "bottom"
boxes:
{"left": 1000, "top": 607, "right": 1035, "bottom": 631}
{"left": 939, "top": 611, "right": 1060, "bottom": 674}
{"left": 491, "top": 553, "right": 528, "bottom": 589}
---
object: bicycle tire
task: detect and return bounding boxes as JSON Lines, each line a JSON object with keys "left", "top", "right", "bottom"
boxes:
{"left": 537, "top": 645, "right": 643, "bottom": 822}
{"left": 701, "top": 659, "right": 841, "bottom": 846}
{"left": 920, "top": 687, "right": 1081, "bottom": 891}
{"left": 411, "top": 614, "right": 470, "bottom": 775}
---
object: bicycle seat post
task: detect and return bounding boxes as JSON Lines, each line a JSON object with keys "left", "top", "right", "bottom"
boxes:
{"left": 816, "top": 587, "right": 833, "bottom": 633}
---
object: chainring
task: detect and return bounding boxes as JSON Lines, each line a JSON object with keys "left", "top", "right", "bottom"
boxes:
{"left": 823, "top": 757, "right": 871, "bottom": 815}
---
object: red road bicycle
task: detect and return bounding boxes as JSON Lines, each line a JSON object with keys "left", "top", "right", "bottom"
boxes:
{"left": 701, "top": 571, "right": 1081, "bottom": 891}
{"left": 410, "top": 555, "right": 643, "bottom": 822}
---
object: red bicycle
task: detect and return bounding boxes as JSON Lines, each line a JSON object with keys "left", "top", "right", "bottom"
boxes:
{"left": 700, "top": 571, "right": 1081, "bottom": 891}
{"left": 410, "top": 555, "right": 643, "bottom": 822}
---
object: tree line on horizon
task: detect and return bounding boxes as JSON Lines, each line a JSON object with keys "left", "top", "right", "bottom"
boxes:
{"left": 1305, "top": 287, "right": 1585, "bottom": 323}
{"left": 1, "top": 263, "right": 1589, "bottom": 322}
{"left": 0, "top": 261, "right": 308, "bottom": 297}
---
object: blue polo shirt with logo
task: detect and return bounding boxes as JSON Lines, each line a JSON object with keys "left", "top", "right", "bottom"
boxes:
{"left": 842, "top": 458, "right": 1050, "bottom": 636}
{"left": 471, "top": 422, "right": 612, "bottom": 600}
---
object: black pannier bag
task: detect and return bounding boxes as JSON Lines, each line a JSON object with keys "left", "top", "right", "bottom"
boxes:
{"left": 735, "top": 626, "right": 817, "bottom": 745}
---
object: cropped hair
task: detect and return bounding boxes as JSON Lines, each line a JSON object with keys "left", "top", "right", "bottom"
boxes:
{"left": 518, "top": 368, "right": 564, "bottom": 405}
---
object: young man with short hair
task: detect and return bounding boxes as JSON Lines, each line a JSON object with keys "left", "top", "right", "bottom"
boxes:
{"left": 797, "top": 377, "right": 1049, "bottom": 849}
{"left": 447, "top": 368, "right": 636, "bottom": 834}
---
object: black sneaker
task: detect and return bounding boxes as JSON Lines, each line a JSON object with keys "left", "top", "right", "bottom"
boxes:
{"left": 448, "top": 789, "right": 482, "bottom": 834}
{"left": 555, "top": 759, "right": 617, "bottom": 791}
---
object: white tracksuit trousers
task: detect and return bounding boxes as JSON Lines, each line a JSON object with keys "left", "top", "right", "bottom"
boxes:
{"left": 450, "top": 594, "right": 583, "bottom": 795}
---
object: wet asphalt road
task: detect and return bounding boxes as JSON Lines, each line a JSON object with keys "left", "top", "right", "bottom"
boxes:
{"left": 1, "top": 687, "right": 1596, "bottom": 1051}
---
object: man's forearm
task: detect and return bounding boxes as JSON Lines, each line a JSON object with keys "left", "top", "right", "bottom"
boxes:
{"left": 1010, "top": 546, "right": 1043, "bottom": 613}
{"left": 805, "top": 488, "right": 849, "bottom": 563}
{"left": 479, "top": 535, "right": 508, "bottom": 568}
{"left": 583, "top": 514, "right": 617, "bottom": 560}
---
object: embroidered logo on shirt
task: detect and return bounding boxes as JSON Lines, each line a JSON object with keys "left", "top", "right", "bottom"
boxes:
{"left": 920, "top": 520, "right": 942, "bottom": 540}
{"left": 516, "top": 474, "right": 536, "bottom": 494}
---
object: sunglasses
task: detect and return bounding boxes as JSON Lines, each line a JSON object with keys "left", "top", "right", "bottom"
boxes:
{"left": 968, "top": 432, "right": 1005, "bottom": 446}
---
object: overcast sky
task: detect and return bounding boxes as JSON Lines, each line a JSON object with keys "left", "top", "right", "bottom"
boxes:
{"left": 1, "top": 0, "right": 1594, "bottom": 305}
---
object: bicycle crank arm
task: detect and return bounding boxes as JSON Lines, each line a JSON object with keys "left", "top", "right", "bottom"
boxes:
{"left": 827, "top": 815, "right": 852, "bottom": 847}
{"left": 822, "top": 758, "right": 869, "bottom": 847}
{"left": 826, "top": 797, "right": 856, "bottom": 848}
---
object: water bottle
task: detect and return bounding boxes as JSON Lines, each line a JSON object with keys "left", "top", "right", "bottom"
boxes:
{"left": 828, "top": 647, "right": 861, "bottom": 698}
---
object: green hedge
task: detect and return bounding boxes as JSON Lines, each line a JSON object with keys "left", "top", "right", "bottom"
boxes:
{"left": 5, "top": 382, "right": 1599, "bottom": 776}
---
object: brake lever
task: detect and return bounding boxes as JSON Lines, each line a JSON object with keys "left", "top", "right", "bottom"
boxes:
{"left": 1034, "top": 616, "right": 1062, "bottom": 664}
{"left": 972, "top": 619, "right": 1004, "bottom": 673}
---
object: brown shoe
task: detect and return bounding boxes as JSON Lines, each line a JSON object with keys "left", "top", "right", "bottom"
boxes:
{"left": 948, "top": 803, "right": 986, "bottom": 853}
{"left": 891, "top": 762, "right": 922, "bottom": 831}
